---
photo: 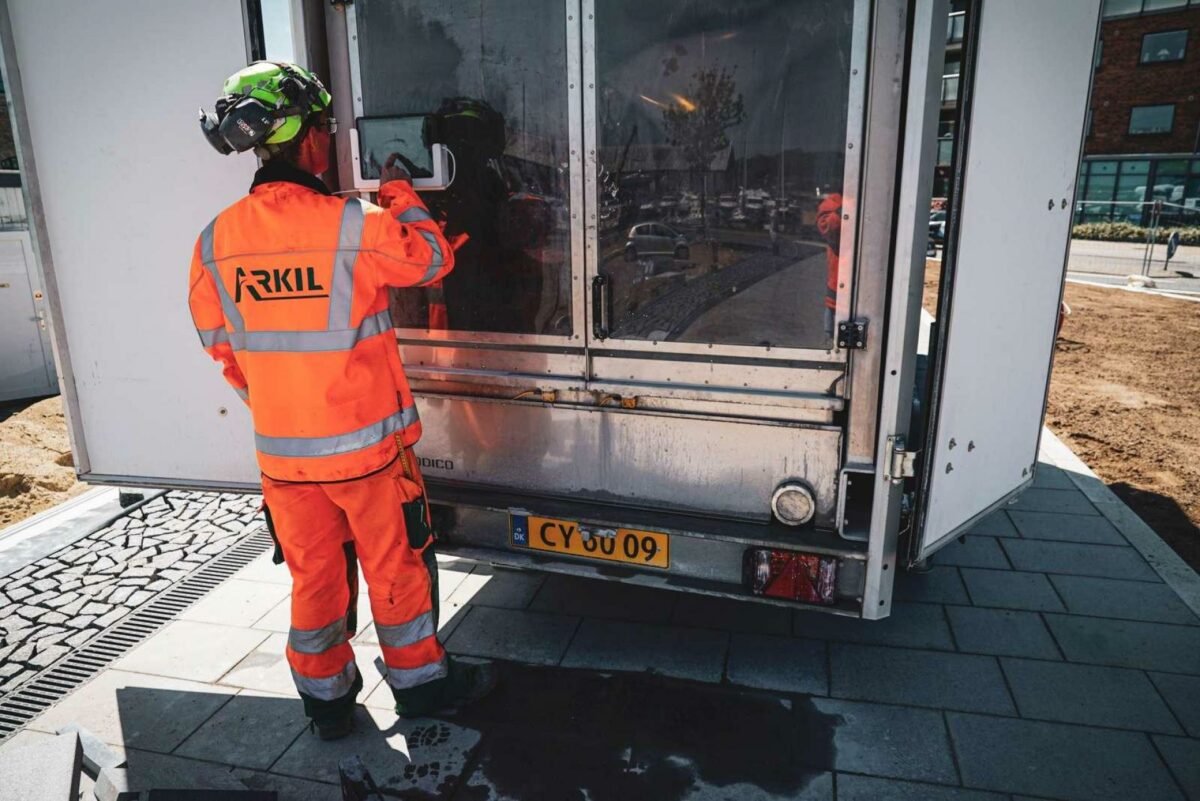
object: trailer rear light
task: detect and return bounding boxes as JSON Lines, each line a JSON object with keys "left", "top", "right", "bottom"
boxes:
{"left": 745, "top": 549, "right": 838, "bottom": 605}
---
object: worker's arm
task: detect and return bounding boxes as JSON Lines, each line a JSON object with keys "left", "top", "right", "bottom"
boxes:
{"left": 363, "top": 177, "right": 455, "bottom": 289}
{"left": 187, "top": 238, "right": 250, "bottom": 405}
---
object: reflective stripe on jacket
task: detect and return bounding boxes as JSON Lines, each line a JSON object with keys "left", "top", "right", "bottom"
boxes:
{"left": 187, "top": 164, "right": 454, "bottom": 482}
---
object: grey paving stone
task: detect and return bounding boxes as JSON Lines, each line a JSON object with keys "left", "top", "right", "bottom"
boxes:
{"left": 1008, "top": 510, "right": 1126, "bottom": 545}
{"left": 1044, "top": 614, "right": 1200, "bottom": 674}
{"left": 178, "top": 578, "right": 291, "bottom": 627}
{"left": 794, "top": 602, "right": 955, "bottom": 651}
{"left": 231, "top": 769, "right": 338, "bottom": 801}
{"left": 175, "top": 690, "right": 309, "bottom": 770}
{"left": 27, "top": 669, "right": 236, "bottom": 753}
{"left": 830, "top": 643, "right": 1015, "bottom": 715}
{"left": 1001, "top": 658, "right": 1181, "bottom": 733}
{"left": 561, "top": 619, "right": 728, "bottom": 682}
{"left": 445, "top": 606, "right": 578, "bottom": 665}
{"left": 114, "top": 620, "right": 269, "bottom": 683}
{"left": 947, "top": 713, "right": 1183, "bottom": 801}
{"left": 1148, "top": 672, "right": 1200, "bottom": 738}
{"left": 671, "top": 591, "right": 792, "bottom": 635}
{"left": 960, "top": 568, "right": 1065, "bottom": 612}
{"left": 836, "top": 774, "right": 1007, "bottom": 801}
{"left": 1007, "top": 487, "right": 1099, "bottom": 516}
{"left": 1001, "top": 540, "right": 1159, "bottom": 581}
{"left": 967, "top": 511, "right": 1019, "bottom": 538}
{"left": 726, "top": 634, "right": 827, "bottom": 695}
{"left": 0, "top": 731, "right": 81, "bottom": 801}
{"left": 1049, "top": 575, "right": 1200, "bottom": 626}
{"left": 945, "top": 607, "right": 1061, "bottom": 659}
{"left": 529, "top": 574, "right": 677, "bottom": 623}
{"left": 1031, "top": 465, "right": 1076, "bottom": 490}
{"left": 271, "top": 705, "right": 480, "bottom": 795}
{"left": 810, "top": 698, "right": 957, "bottom": 784}
{"left": 444, "top": 566, "right": 545, "bottom": 613}
{"left": 893, "top": 566, "right": 970, "bottom": 605}
{"left": 1153, "top": 735, "right": 1200, "bottom": 801}
{"left": 931, "top": 536, "right": 1010, "bottom": 569}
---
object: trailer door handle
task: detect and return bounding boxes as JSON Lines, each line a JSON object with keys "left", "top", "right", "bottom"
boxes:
{"left": 592, "top": 274, "right": 610, "bottom": 340}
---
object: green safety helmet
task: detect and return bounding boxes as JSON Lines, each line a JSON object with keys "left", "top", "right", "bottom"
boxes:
{"left": 199, "top": 61, "right": 333, "bottom": 155}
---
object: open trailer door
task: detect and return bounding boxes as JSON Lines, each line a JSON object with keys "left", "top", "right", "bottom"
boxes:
{"left": 910, "top": 0, "right": 1101, "bottom": 562}
{"left": 1, "top": 0, "right": 285, "bottom": 490}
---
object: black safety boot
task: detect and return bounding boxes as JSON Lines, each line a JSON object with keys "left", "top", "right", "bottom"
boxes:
{"left": 393, "top": 658, "right": 499, "bottom": 719}
{"left": 311, "top": 710, "right": 356, "bottom": 741}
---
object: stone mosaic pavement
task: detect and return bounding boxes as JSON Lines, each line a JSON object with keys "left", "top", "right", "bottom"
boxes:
{"left": 0, "top": 436, "right": 1198, "bottom": 800}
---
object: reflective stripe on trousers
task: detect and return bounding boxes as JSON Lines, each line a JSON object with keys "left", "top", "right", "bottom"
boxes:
{"left": 386, "top": 655, "right": 449, "bottom": 690}
{"left": 289, "top": 615, "right": 348, "bottom": 655}
{"left": 373, "top": 610, "right": 435, "bottom": 650}
{"left": 290, "top": 658, "right": 358, "bottom": 701}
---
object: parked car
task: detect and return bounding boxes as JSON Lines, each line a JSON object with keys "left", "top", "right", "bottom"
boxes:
{"left": 929, "top": 210, "right": 947, "bottom": 244}
{"left": 624, "top": 222, "right": 690, "bottom": 261}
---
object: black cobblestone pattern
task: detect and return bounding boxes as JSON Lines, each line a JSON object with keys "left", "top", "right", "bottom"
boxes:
{"left": 0, "top": 492, "right": 262, "bottom": 695}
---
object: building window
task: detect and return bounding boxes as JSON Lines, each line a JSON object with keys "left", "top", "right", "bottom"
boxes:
{"left": 1103, "top": 0, "right": 1193, "bottom": 17}
{"left": 1086, "top": 108, "right": 1094, "bottom": 137}
{"left": 1128, "top": 104, "right": 1175, "bottom": 134}
{"left": 1141, "top": 30, "right": 1188, "bottom": 62}
{"left": 1095, "top": 39, "right": 1103, "bottom": 69}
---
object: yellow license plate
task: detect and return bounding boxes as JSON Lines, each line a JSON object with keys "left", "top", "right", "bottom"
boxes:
{"left": 510, "top": 514, "right": 669, "bottom": 569}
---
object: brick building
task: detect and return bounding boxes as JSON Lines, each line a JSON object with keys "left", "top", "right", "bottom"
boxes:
{"left": 1077, "top": 0, "right": 1200, "bottom": 224}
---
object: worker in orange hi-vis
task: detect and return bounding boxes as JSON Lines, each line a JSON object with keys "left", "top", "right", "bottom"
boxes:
{"left": 816, "top": 192, "right": 843, "bottom": 341}
{"left": 189, "top": 62, "right": 496, "bottom": 740}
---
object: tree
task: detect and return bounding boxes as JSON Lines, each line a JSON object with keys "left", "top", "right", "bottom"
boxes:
{"left": 662, "top": 67, "right": 745, "bottom": 238}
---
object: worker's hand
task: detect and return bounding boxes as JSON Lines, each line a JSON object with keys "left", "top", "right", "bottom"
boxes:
{"left": 380, "top": 153, "right": 412, "bottom": 186}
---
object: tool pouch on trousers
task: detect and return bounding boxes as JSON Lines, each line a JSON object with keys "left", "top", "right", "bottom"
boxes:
{"left": 401, "top": 494, "right": 439, "bottom": 630}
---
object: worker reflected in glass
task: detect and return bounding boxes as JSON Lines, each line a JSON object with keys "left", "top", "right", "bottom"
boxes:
{"left": 190, "top": 62, "right": 496, "bottom": 742}
{"left": 389, "top": 97, "right": 569, "bottom": 335}
{"left": 816, "top": 191, "right": 843, "bottom": 341}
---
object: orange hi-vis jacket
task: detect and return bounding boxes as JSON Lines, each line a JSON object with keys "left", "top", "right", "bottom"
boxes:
{"left": 816, "top": 193, "right": 843, "bottom": 312}
{"left": 188, "top": 163, "right": 453, "bottom": 482}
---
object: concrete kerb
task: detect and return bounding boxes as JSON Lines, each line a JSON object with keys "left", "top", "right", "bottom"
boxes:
{"left": 1038, "top": 428, "right": 1200, "bottom": 619}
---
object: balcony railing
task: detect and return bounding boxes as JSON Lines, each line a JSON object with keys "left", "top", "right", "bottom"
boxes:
{"left": 947, "top": 12, "right": 965, "bottom": 44}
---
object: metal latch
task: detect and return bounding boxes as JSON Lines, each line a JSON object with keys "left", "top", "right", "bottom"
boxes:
{"left": 883, "top": 435, "right": 918, "bottom": 482}
{"left": 837, "top": 319, "right": 868, "bottom": 350}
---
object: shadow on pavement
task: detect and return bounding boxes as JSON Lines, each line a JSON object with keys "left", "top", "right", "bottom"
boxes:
{"left": 113, "top": 664, "right": 839, "bottom": 800}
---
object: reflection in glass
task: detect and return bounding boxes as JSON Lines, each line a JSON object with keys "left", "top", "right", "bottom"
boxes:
{"left": 595, "top": 0, "right": 853, "bottom": 349}
{"left": 357, "top": 0, "right": 572, "bottom": 336}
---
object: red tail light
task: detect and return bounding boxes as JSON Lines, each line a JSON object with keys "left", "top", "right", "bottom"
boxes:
{"left": 746, "top": 549, "right": 838, "bottom": 605}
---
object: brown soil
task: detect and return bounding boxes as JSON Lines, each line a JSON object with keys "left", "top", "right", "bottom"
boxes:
{"left": 925, "top": 259, "right": 1200, "bottom": 571}
{"left": 0, "top": 396, "right": 87, "bottom": 529}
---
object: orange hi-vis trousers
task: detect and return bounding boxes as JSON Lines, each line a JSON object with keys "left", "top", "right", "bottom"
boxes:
{"left": 261, "top": 448, "right": 445, "bottom": 718}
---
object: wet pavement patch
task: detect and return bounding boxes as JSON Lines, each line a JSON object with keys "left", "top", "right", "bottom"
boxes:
{"left": 451, "top": 662, "right": 837, "bottom": 801}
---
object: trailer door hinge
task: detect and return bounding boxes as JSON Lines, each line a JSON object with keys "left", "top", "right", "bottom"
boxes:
{"left": 837, "top": 319, "right": 868, "bottom": 350}
{"left": 884, "top": 435, "right": 918, "bottom": 482}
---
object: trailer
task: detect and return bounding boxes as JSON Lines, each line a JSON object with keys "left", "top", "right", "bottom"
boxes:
{"left": 0, "top": 0, "right": 1100, "bottom": 619}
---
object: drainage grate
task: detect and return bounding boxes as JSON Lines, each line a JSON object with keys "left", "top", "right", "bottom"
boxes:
{"left": 0, "top": 527, "right": 273, "bottom": 740}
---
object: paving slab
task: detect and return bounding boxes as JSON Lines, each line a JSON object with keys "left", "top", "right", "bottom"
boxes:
{"left": 0, "top": 731, "right": 81, "bottom": 801}
{"left": 113, "top": 620, "right": 269, "bottom": 684}
{"left": 1148, "top": 672, "right": 1200, "bottom": 738}
{"left": 1006, "top": 487, "right": 1099, "bottom": 516}
{"left": 966, "top": 511, "right": 1019, "bottom": 538}
{"left": 179, "top": 578, "right": 291, "bottom": 627}
{"left": 1030, "top": 465, "right": 1076, "bottom": 490}
{"left": 892, "top": 566, "right": 970, "bottom": 605}
{"left": 725, "top": 633, "right": 827, "bottom": 695}
{"left": 930, "top": 536, "right": 1010, "bottom": 569}
{"left": 445, "top": 606, "right": 578, "bottom": 665}
{"left": 830, "top": 643, "right": 1015, "bottom": 715}
{"left": 529, "top": 574, "right": 677, "bottom": 623}
{"left": 1007, "top": 510, "right": 1126, "bottom": 544}
{"left": 560, "top": 618, "right": 728, "bottom": 682}
{"left": 945, "top": 606, "right": 1061, "bottom": 659}
{"left": 947, "top": 713, "right": 1184, "bottom": 801}
{"left": 1044, "top": 614, "right": 1200, "bottom": 674}
{"left": 1001, "top": 539, "right": 1159, "bottom": 581}
{"left": 270, "top": 704, "right": 480, "bottom": 796}
{"left": 1000, "top": 658, "right": 1182, "bottom": 734}
{"left": 794, "top": 602, "right": 954, "bottom": 651}
{"left": 231, "top": 768, "right": 338, "bottom": 801}
{"left": 1152, "top": 735, "right": 1200, "bottom": 801}
{"left": 175, "top": 689, "right": 310, "bottom": 770}
{"left": 670, "top": 591, "right": 793, "bottom": 635}
{"left": 835, "top": 774, "right": 1008, "bottom": 801}
{"left": 26, "top": 669, "right": 235, "bottom": 753}
{"left": 232, "top": 553, "right": 292, "bottom": 586}
{"left": 1049, "top": 574, "right": 1200, "bottom": 625}
{"left": 959, "top": 568, "right": 1065, "bottom": 612}
{"left": 810, "top": 698, "right": 958, "bottom": 784}
{"left": 109, "top": 748, "right": 254, "bottom": 794}
{"left": 443, "top": 566, "right": 545, "bottom": 616}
